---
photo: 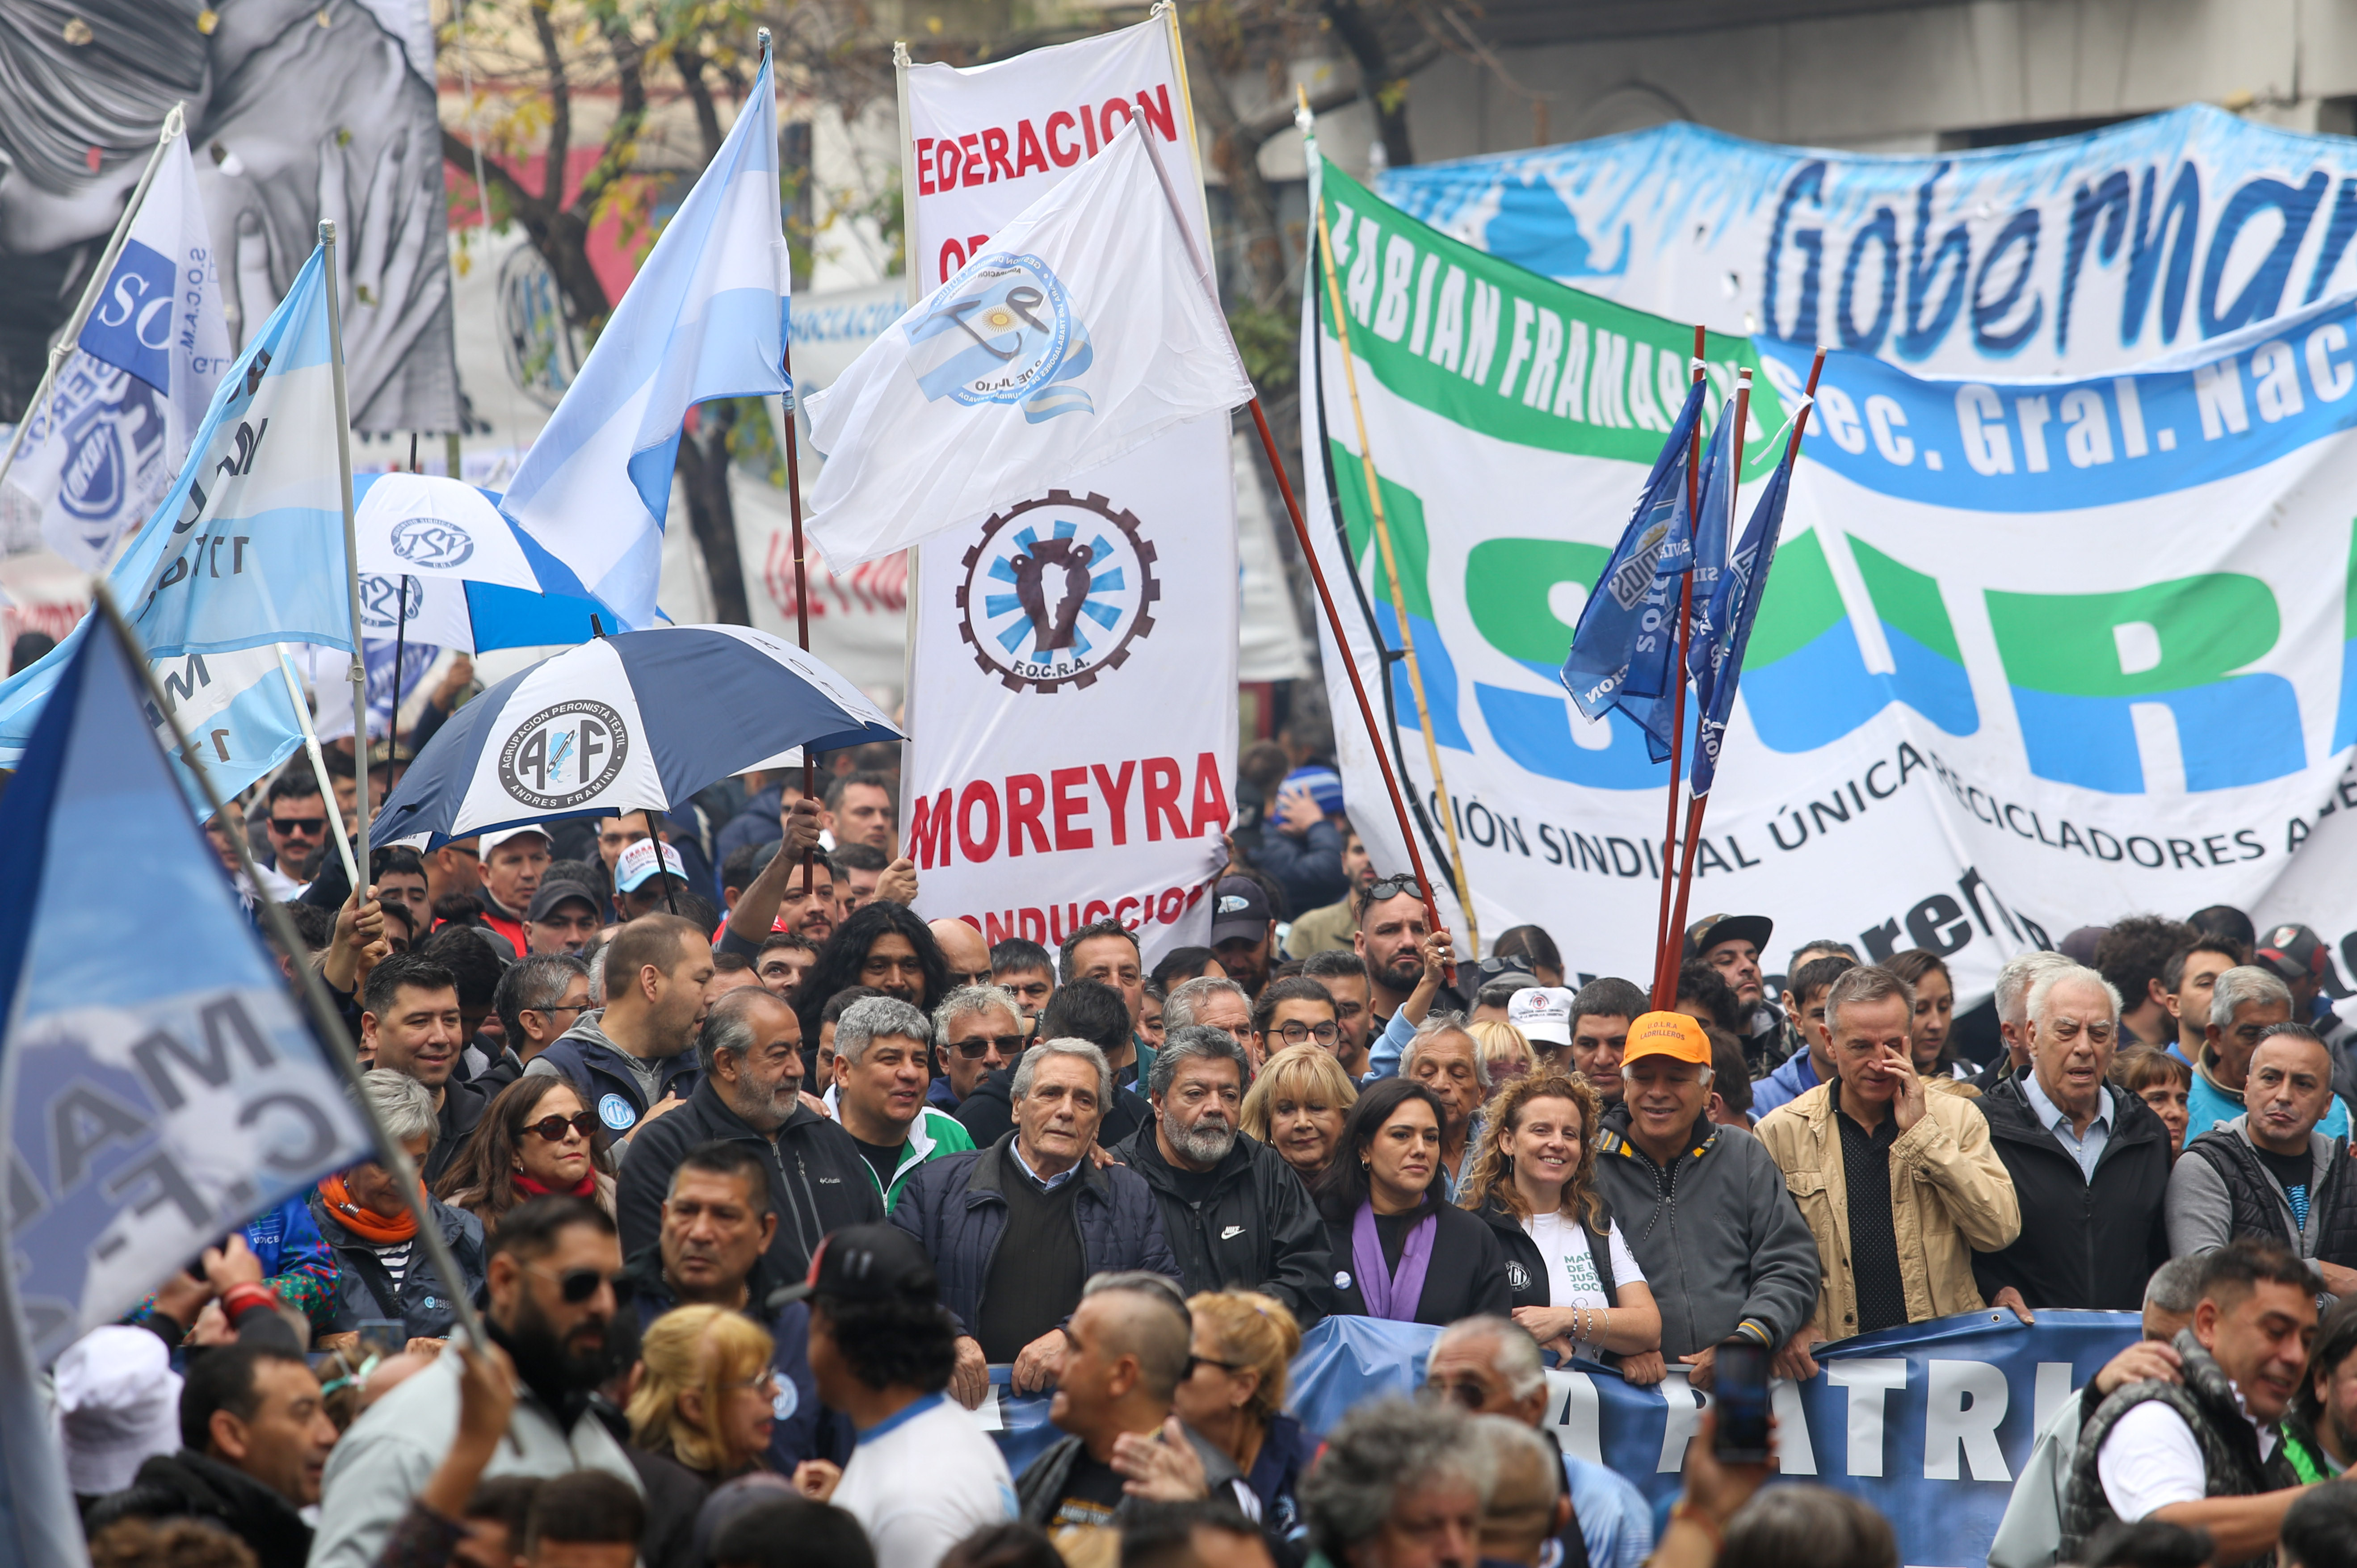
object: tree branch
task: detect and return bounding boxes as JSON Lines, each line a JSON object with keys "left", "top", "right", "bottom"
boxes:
{"left": 674, "top": 42, "right": 726, "bottom": 165}
{"left": 530, "top": 0, "right": 570, "bottom": 208}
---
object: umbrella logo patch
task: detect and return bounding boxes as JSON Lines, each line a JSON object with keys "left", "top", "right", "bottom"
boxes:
{"left": 498, "top": 699, "right": 630, "bottom": 809}
{"left": 955, "top": 491, "right": 1158, "bottom": 695}
{"left": 391, "top": 514, "right": 477, "bottom": 569}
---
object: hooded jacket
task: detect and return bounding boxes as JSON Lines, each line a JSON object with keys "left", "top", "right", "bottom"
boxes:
{"left": 1110, "top": 1123, "right": 1331, "bottom": 1328}
{"left": 1591, "top": 1105, "right": 1819, "bottom": 1359}
{"left": 94, "top": 1450, "right": 313, "bottom": 1568}
{"left": 1973, "top": 1075, "right": 2170, "bottom": 1310}
{"left": 890, "top": 1135, "right": 1180, "bottom": 1338}
{"left": 616, "top": 1077, "right": 883, "bottom": 1282}
{"left": 309, "top": 1189, "right": 487, "bottom": 1343}
{"left": 1753, "top": 1077, "right": 2020, "bottom": 1342}
{"left": 530, "top": 1011, "right": 701, "bottom": 1137}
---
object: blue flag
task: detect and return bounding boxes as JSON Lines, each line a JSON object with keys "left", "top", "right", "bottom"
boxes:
{"left": 1636, "top": 402, "right": 1739, "bottom": 760}
{"left": 1690, "top": 449, "right": 1798, "bottom": 798}
{"left": 0, "top": 613, "right": 372, "bottom": 1367}
{"left": 0, "top": 242, "right": 355, "bottom": 800}
{"left": 1559, "top": 379, "right": 1708, "bottom": 738}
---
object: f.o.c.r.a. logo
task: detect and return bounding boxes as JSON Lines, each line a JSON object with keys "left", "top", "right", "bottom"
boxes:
{"left": 496, "top": 700, "right": 630, "bottom": 809}
{"left": 955, "top": 491, "right": 1159, "bottom": 694}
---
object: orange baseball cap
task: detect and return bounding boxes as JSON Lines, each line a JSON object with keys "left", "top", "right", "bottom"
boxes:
{"left": 1621, "top": 1011, "right": 1712, "bottom": 1067}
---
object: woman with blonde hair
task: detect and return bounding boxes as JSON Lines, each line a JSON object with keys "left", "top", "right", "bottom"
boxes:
{"left": 1240, "top": 1044, "right": 1358, "bottom": 1186}
{"left": 1460, "top": 1071, "right": 1665, "bottom": 1383}
{"left": 1172, "top": 1291, "right": 1321, "bottom": 1542}
{"left": 1467, "top": 1020, "right": 1536, "bottom": 1087}
{"left": 627, "top": 1304, "right": 779, "bottom": 1490}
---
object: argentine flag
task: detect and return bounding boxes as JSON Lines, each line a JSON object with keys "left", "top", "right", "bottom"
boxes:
{"left": 0, "top": 243, "right": 355, "bottom": 804}
{"left": 6, "top": 127, "right": 232, "bottom": 572}
{"left": 500, "top": 52, "right": 790, "bottom": 632}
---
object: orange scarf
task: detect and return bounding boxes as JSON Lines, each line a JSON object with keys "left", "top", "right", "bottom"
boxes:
{"left": 318, "top": 1171, "right": 421, "bottom": 1245}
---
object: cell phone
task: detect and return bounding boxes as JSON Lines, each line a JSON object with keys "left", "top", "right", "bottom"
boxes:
{"left": 352, "top": 1318, "right": 407, "bottom": 1361}
{"left": 1713, "top": 1338, "right": 1772, "bottom": 1464}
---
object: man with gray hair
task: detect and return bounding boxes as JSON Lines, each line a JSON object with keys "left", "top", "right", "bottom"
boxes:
{"left": 928, "top": 983, "right": 1024, "bottom": 1112}
{"left": 1163, "top": 975, "right": 1253, "bottom": 1049}
{"left": 828, "top": 994, "right": 974, "bottom": 1212}
{"left": 313, "top": 1070, "right": 486, "bottom": 1349}
{"left": 616, "top": 986, "right": 880, "bottom": 1281}
{"left": 1989, "top": 1256, "right": 2204, "bottom": 1568}
{"left": 1111, "top": 1025, "right": 1332, "bottom": 1325}
{"left": 894, "top": 1038, "right": 1179, "bottom": 1409}
{"left": 1973, "top": 951, "right": 2078, "bottom": 1092}
{"left": 1300, "top": 1397, "right": 1492, "bottom": 1568}
{"left": 488, "top": 953, "right": 592, "bottom": 1087}
{"left": 1401, "top": 1016, "right": 1488, "bottom": 1196}
{"left": 1424, "top": 1316, "right": 1654, "bottom": 1568}
{"left": 1975, "top": 962, "right": 2173, "bottom": 1312}
{"left": 2186, "top": 965, "right": 2347, "bottom": 1142}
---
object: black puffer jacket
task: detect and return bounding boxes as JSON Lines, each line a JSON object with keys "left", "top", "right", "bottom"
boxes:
{"left": 91, "top": 1450, "right": 313, "bottom": 1568}
{"left": 617, "top": 1077, "right": 882, "bottom": 1281}
{"left": 1972, "top": 1077, "right": 2171, "bottom": 1311}
{"left": 1111, "top": 1125, "right": 1332, "bottom": 1328}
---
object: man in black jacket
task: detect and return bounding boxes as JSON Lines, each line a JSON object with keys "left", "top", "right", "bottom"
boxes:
{"left": 1975, "top": 961, "right": 2172, "bottom": 1312}
{"left": 90, "top": 1345, "right": 338, "bottom": 1568}
{"left": 617, "top": 987, "right": 881, "bottom": 1281}
{"left": 1111, "top": 1025, "right": 1330, "bottom": 1328}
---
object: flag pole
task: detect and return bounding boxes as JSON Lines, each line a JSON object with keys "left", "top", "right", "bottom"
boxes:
{"left": 321, "top": 221, "right": 371, "bottom": 892}
{"left": 1663, "top": 353, "right": 1823, "bottom": 959}
{"left": 276, "top": 646, "right": 363, "bottom": 890}
{"left": 0, "top": 103, "right": 185, "bottom": 494}
{"left": 382, "top": 439, "right": 419, "bottom": 806}
{"left": 1649, "top": 328, "right": 1707, "bottom": 1011}
{"left": 761, "top": 25, "right": 817, "bottom": 899}
{"left": 90, "top": 583, "right": 497, "bottom": 1361}
{"left": 1309, "top": 186, "right": 1480, "bottom": 957}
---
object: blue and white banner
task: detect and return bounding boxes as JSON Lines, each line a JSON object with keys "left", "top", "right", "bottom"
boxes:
{"left": 6, "top": 130, "right": 233, "bottom": 573}
{"left": 502, "top": 51, "right": 790, "bottom": 633}
{"left": 982, "top": 1311, "right": 2139, "bottom": 1568}
{"left": 0, "top": 614, "right": 371, "bottom": 1367}
{"left": 1382, "top": 105, "right": 2357, "bottom": 381}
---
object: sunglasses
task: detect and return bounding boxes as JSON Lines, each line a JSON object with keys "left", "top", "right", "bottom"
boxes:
{"left": 529, "top": 1262, "right": 626, "bottom": 1304}
{"left": 950, "top": 1033, "right": 1026, "bottom": 1060}
{"left": 1275, "top": 1019, "right": 1340, "bottom": 1045}
{"left": 271, "top": 816, "right": 328, "bottom": 836}
{"left": 525, "top": 1111, "right": 597, "bottom": 1142}
{"left": 1364, "top": 874, "right": 1424, "bottom": 903}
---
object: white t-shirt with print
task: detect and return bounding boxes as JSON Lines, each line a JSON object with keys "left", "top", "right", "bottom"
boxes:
{"left": 832, "top": 1394, "right": 1016, "bottom": 1568}
{"left": 1524, "top": 1212, "right": 1646, "bottom": 1357}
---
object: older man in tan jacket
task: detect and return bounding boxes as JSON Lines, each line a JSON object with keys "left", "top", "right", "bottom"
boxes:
{"left": 1756, "top": 964, "right": 2021, "bottom": 1379}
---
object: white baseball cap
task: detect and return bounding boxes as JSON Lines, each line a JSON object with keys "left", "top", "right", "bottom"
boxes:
{"left": 615, "top": 837, "right": 688, "bottom": 893}
{"left": 479, "top": 823, "right": 551, "bottom": 856}
{"left": 55, "top": 1326, "right": 183, "bottom": 1496}
{"left": 1508, "top": 985, "right": 1576, "bottom": 1047}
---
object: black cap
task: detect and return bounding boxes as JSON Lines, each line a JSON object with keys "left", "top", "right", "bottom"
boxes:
{"left": 1209, "top": 876, "right": 1274, "bottom": 943}
{"left": 768, "top": 1224, "right": 937, "bottom": 1309}
{"left": 526, "top": 880, "right": 601, "bottom": 923}
{"left": 1684, "top": 913, "right": 1773, "bottom": 961}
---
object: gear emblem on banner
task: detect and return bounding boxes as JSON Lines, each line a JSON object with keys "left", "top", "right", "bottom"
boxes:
{"left": 956, "top": 490, "right": 1160, "bottom": 693}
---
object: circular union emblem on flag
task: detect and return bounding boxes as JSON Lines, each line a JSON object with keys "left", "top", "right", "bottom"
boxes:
{"left": 497, "top": 700, "right": 630, "bottom": 809}
{"left": 955, "top": 491, "right": 1159, "bottom": 694}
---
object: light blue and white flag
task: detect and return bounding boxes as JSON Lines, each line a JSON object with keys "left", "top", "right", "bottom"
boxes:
{"left": 500, "top": 51, "right": 790, "bottom": 632}
{"left": 0, "top": 612, "right": 371, "bottom": 1373}
{"left": 0, "top": 241, "right": 356, "bottom": 799}
{"left": 6, "top": 130, "right": 233, "bottom": 572}
{"left": 804, "top": 117, "right": 1253, "bottom": 567}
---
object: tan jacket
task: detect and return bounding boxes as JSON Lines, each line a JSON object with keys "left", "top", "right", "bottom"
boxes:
{"left": 1753, "top": 1078, "right": 2020, "bottom": 1342}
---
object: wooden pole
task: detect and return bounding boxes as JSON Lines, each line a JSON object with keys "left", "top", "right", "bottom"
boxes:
{"left": 321, "top": 220, "right": 370, "bottom": 901}
{"left": 1650, "top": 327, "right": 1707, "bottom": 1011}
{"left": 763, "top": 25, "right": 819, "bottom": 901}
{"left": 1310, "top": 197, "right": 1480, "bottom": 956}
{"left": 1664, "top": 352, "right": 1826, "bottom": 973}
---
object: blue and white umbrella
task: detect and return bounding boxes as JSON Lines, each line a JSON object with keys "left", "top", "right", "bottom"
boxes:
{"left": 375, "top": 625, "right": 902, "bottom": 847}
{"left": 353, "top": 472, "right": 633, "bottom": 653}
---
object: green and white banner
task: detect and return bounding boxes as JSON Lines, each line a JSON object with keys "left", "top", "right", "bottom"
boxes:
{"left": 1303, "top": 153, "right": 2357, "bottom": 1002}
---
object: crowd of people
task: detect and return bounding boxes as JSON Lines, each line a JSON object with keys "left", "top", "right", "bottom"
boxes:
{"left": 57, "top": 723, "right": 2357, "bottom": 1568}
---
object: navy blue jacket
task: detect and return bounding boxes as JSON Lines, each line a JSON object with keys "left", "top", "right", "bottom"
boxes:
{"left": 1253, "top": 820, "right": 1349, "bottom": 920}
{"left": 890, "top": 1134, "right": 1181, "bottom": 1339}
{"left": 531, "top": 1015, "right": 701, "bottom": 1136}
{"left": 311, "top": 1190, "right": 486, "bottom": 1343}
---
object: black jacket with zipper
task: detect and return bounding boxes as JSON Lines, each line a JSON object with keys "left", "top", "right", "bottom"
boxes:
{"left": 1321, "top": 1197, "right": 1512, "bottom": 1325}
{"left": 1972, "top": 1073, "right": 2171, "bottom": 1311}
{"left": 1110, "top": 1124, "right": 1332, "bottom": 1329}
{"left": 616, "top": 1077, "right": 882, "bottom": 1281}
{"left": 1470, "top": 1193, "right": 1621, "bottom": 1312}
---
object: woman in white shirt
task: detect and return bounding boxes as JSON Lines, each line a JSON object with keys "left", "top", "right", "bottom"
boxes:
{"left": 1460, "top": 1072, "right": 1667, "bottom": 1383}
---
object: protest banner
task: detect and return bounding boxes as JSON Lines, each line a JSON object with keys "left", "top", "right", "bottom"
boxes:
{"left": 981, "top": 1310, "right": 2141, "bottom": 1568}
{"left": 1304, "top": 152, "right": 2357, "bottom": 1002}
{"left": 1381, "top": 105, "right": 2357, "bottom": 382}
{"left": 897, "top": 12, "right": 1236, "bottom": 960}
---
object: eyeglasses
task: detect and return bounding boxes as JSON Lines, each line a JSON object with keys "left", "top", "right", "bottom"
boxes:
{"left": 951, "top": 1033, "right": 1026, "bottom": 1060}
{"left": 1364, "top": 874, "right": 1424, "bottom": 903}
{"left": 527, "top": 1262, "right": 626, "bottom": 1304}
{"left": 524, "top": 1002, "right": 588, "bottom": 1020}
{"left": 271, "top": 816, "right": 328, "bottom": 836}
{"left": 1429, "top": 1378, "right": 1494, "bottom": 1411}
{"left": 524, "top": 1111, "right": 597, "bottom": 1142}
{"left": 1276, "top": 1020, "right": 1340, "bottom": 1045}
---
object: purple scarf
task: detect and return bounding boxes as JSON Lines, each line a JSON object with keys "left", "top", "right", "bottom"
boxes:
{"left": 1351, "top": 1201, "right": 1437, "bottom": 1321}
